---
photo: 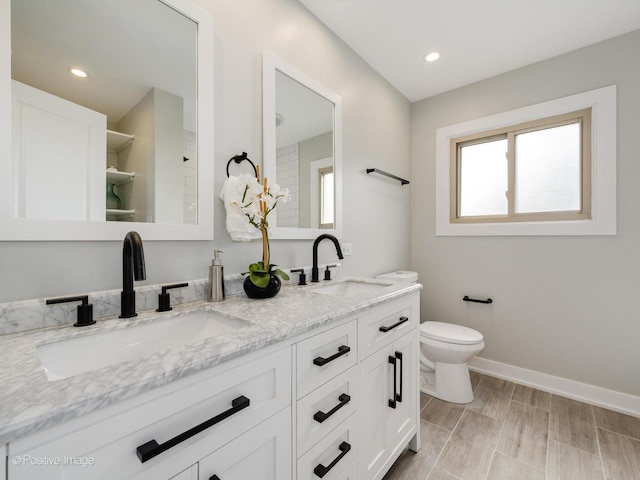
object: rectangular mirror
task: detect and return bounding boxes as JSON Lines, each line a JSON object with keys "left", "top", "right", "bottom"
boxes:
{"left": 262, "top": 51, "right": 342, "bottom": 240}
{"left": 0, "top": 0, "right": 214, "bottom": 240}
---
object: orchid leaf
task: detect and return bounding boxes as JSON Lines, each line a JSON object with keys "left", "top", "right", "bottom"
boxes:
{"left": 272, "top": 268, "right": 290, "bottom": 281}
{"left": 249, "top": 271, "right": 270, "bottom": 288}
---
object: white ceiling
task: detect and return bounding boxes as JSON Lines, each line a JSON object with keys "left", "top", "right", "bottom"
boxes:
{"left": 298, "top": 0, "right": 640, "bottom": 102}
{"left": 11, "top": 0, "right": 196, "bottom": 125}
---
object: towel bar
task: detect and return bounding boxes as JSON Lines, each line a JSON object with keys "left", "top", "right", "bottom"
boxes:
{"left": 366, "top": 168, "right": 409, "bottom": 185}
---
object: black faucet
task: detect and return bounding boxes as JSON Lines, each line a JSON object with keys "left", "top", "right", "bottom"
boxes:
{"left": 120, "top": 231, "right": 146, "bottom": 318}
{"left": 311, "top": 234, "right": 344, "bottom": 282}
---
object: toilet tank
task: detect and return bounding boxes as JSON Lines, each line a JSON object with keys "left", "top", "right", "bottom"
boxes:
{"left": 376, "top": 271, "right": 418, "bottom": 283}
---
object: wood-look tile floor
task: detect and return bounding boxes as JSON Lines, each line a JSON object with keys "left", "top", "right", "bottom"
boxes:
{"left": 383, "top": 372, "right": 640, "bottom": 480}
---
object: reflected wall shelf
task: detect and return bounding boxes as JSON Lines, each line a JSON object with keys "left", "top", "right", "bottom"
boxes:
{"left": 107, "top": 170, "right": 135, "bottom": 186}
{"left": 106, "top": 209, "right": 135, "bottom": 218}
{"left": 107, "top": 130, "right": 135, "bottom": 153}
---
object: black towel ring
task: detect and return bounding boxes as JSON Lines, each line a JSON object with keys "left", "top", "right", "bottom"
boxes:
{"left": 226, "top": 152, "right": 258, "bottom": 178}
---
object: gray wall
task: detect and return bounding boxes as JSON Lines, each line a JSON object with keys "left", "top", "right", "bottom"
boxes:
{"left": 299, "top": 131, "right": 333, "bottom": 228}
{"left": 0, "top": 0, "right": 411, "bottom": 303}
{"left": 411, "top": 29, "right": 640, "bottom": 397}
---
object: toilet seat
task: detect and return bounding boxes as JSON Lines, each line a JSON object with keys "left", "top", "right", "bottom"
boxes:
{"left": 420, "top": 321, "right": 483, "bottom": 345}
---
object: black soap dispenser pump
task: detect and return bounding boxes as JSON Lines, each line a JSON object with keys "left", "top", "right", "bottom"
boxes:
{"left": 207, "top": 250, "right": 225, "bottom": 302}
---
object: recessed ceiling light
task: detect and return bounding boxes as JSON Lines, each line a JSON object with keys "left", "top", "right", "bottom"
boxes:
{"left": 69, "top": 68, "right": 88, "bottom": 78}
{"left": 424, "top": 52, "right": 440, "bottom": 63}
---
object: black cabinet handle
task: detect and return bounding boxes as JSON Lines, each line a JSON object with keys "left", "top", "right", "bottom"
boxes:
{"left": 388, "top": 355, "right": 397, "bottom": 409}
{"left": 313, "top": 441, "right": 351, "bottom": 478}
{"left": 209, "top": 476, "right": 221, "bottom": 480}
{"left": 379, "top": 316, "right": 409, "bottom": 333}
{"left": 463, "top": 296, "right": 493, "bottom": 304}
{"left": 313, "top": 345, "right": 350, "bottom": 366}
{"left": 136, "top": 395, "right": 250, "bottom": 463}
{"left": 395, "top": 351, "right": 403, "bottom": 403}
{"left": 314, "top": 394, "right": 351, "bottom": 423}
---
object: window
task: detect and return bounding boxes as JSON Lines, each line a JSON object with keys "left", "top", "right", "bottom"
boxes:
{"left": 451, "top": 109, "right": 591, "bottom": 223}
{"left": 435, "top": 85, "right": 616, "bottom": 236}
{"left": 319, "top": 167, "right": 334, "bottom": 228}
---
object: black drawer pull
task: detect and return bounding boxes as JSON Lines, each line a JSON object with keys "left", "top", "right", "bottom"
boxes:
{"left": 314, "top": 394, "right": 351, "bottom": 423}
{"left": 379, "top": 316, "right": 409, "bottom": 333}
{"left": 313, "top": 345, "right": 350, "bottom": 366}
{"left": 136, "top": 395, "right": 250, "bottom": 463}
{"left": 313, "top": 441, "right": 351, "bottom": 478}
{"left": 388, "top": 355, "right": 397, "bottom": 409}
{"left": 463, "top": 295, "right": 493, "bottom": 304}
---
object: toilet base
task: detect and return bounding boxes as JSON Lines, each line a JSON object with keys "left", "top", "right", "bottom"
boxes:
{"left": 420, "top": 362, "right": 475, "bottom": 404}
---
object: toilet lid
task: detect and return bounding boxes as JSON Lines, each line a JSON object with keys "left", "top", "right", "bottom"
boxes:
{"left": 420, "top": 321, "right": 483, "bottom": 345}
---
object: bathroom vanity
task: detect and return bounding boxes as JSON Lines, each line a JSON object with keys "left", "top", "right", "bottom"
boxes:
{"left": 0, "top": 279, "right": 421, "bottom": 480}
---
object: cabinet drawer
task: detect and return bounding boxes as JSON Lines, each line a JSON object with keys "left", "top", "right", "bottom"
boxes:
{"left": 358, "top": 300, "right": 416, "bottom": 361}
{"left": 198, "top": 407, "right": 291, "bottom": 480}
{"left": 297, "top": 366, "right": 359, "bottom": 457}
{"left": 9, "top": 347, "right": 291, "bottom": 480}
{"left": 297, "top": 411, "right": 359, "bottom": 480}
{"left": 169, "top": 465, "right": 198, "bottom": 480}
{"left": 334, "top": 458, "right": 358, "bottom": 480}
{"left": 296, "top": 320, "right": 357, "bottom": 399}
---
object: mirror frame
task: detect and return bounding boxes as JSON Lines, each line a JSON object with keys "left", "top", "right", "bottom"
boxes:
{"left": 262, "top": 51, "right": 343, "bottom": 240}
{"left": 0, "top": 0, "right": 214, "bottom": 241}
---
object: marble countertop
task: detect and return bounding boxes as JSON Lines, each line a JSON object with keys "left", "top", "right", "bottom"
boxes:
{"left": 0, "top": 277, "right": 421, "bottom": 444}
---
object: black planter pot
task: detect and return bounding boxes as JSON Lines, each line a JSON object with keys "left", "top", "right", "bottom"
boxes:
{"left": 243, "top": 275, "right": 282, "bottom": 299}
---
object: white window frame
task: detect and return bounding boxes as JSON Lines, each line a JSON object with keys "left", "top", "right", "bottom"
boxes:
{"left": 435, "top": 85, "right": 616, "bottom": 236}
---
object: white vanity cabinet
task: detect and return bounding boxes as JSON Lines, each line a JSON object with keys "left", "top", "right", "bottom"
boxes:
{"left": 5, "top": 289, "right": 420, "bottom": 480}
{"left": 358, "top": 297, "right": 420, "bottom": 480}
{"left": 7, "top": 346, "right": 291, "bottom": 480}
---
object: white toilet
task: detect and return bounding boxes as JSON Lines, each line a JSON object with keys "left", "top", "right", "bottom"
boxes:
{"left": 376, "top": 271, "right": 485, "bottom": 404}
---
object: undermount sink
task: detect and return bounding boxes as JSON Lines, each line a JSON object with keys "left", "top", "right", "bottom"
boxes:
{"left": 308, "top": 280, "right": 389, "bottom": 297}
{"left": 37, "top": 310, "right": 248, "bottom": 381}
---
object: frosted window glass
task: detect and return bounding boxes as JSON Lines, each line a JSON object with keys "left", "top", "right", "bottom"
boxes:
{"left": 515, "top": 123, "right": 580, "bottom": 213}
{"left": 321, "top": 171, "right": 334, "bottom": 224}
{"left": 459, "top": 139, "right": 508, "bottom": 217}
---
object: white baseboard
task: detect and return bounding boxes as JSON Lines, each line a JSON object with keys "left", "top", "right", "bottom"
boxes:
{"left": 469, "top": 356, "right": 640, "bottom": 418}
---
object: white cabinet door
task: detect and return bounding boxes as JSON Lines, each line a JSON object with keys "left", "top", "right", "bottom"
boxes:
{"left": 11, "top": 80, "right": 106, "bottom": 221}
{"left": 359, "top": 344, "right": 394, "bottom": 480}
{"left": 387, "top": 330, "right": 418, "bottom": 456}
{"left": 359, "top": 330, "right": 418, "bottom": 480}
{"left": 197, "top": 408, "right": 291, "bottom": 480}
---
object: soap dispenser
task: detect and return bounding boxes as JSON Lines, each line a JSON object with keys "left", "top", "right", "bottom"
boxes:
{"left": 207, "top": 250, "right": 225, "bottom": 302}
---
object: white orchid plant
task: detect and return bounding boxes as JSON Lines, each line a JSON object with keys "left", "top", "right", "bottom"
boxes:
{"left": 235, "top": 172, "right": 290, "bottom": 288}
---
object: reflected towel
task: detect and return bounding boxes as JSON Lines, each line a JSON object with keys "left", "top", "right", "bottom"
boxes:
{"left": 219, "top": 176, "right": 261, "bottom": 242}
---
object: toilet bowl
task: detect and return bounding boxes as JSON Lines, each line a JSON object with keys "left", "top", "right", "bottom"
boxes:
{"left": 376, "top": 271, "right": 485, "bottom": 404}
{"left": 419, "top": 322, "right": 484, "bottom": 403}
